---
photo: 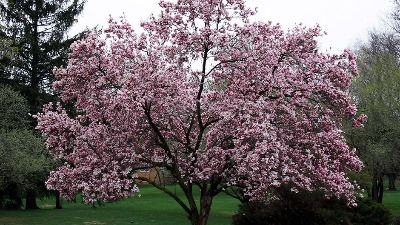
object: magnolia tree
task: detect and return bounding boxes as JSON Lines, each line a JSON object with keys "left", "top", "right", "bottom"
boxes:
{"left": 36, "top": 0, "right": 365, "bottom": 224}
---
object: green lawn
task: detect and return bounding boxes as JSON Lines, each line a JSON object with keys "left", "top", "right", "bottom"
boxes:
{"left": 381, "top": 178, "right": 400, "bottom": 219}
{"left": 2, "top": 185, "right": 400, "bottom": 225}
{"left": 383, "top": 190, "right": 400, "bottom": 217}
{"left": 0, "top": 185, "right": 240, "bottom": 225}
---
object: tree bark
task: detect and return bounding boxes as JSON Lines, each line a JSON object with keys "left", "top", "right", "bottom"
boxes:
{"left": 188, "top": 190, "right": 201, "bottom": 225}
{"left": 189, "top": 203, "right": 212, "bottom": 225}
{"left": 378, "top": 176, "right": 384, "bottom": 203}
{"left": 187, "top": 189, "right": 215, "bottom": 225}
{"left": 371, "top": 172, "right": 384, "bottom": 204}
{"left": 55, "top": 191, "right": 62, "bottom": 209}
{"left": 387, "top": 173, "right": 397, "bottom": 190}
{"left": 372, "top": 172, "right": 377, "bottom": 201}
{"left": 25, "top": 189, "right": 39, "bottom": 209}
{"left": 199, "top": 195, "right": 213, "bottom": 225}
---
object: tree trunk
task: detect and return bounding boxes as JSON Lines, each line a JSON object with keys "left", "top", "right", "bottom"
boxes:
{"left": 378, "top": 176, "right": 384, "bottom": 203}
{"left": 371, "top": 172, "right": 384, "bottom": 204}
{"left": 2, "top": 183, "right": 23, "bottom": 209}
{"left": 55, "top": 191, "right": 62, "bottom": 209}
{"left": 199, "top": 195, "right": 213, "bottom": 225}
{"left": 25, "top": 189, "right": 39, "bottom": 209}
{"left": 372, "top": 172, "right": 378, "bottom": 201}
{"left": 186, "top": 193, "right": 214, "bottom": 225}
{"left": 29, "top": 1, "right": 41, "bottom": 117}
{"left": 387, "top": 173, "right": 397, "bottom": 190}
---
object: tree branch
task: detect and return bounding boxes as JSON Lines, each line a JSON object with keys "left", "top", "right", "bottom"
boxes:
{"left": 143, "top": 101, "right": 172, "bottom": 158}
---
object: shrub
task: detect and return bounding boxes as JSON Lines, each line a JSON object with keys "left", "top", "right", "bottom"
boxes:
{"left": 348, "top": 198, "right": 392, "bottom": 225}
{"left": 232, "top": 201, "right": 272, "bottom": 225}
{"left": 232, "top": 187, "right": 391, "bottom": 225}
{"left": 232, "top": 188, "right": 327, "bottom": 225}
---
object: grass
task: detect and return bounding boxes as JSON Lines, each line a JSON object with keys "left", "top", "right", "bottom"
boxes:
{"left": 384, "top": 190, "right": 400, "bottom": 217}
{"left": 381, "top": 178, "right": 400, "bottom": 219}
{"left": 0, "top": 185, "right": 240, "bottom": 225}
{"left": 2, "top": 183, "right": 400, "bottom": 225}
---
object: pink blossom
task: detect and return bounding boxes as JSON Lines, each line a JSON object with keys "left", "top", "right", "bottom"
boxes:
{"left": 352, "top": 114, "right": 368, "bottom": 128}
{"left": 36, "top": 0, "right": 364, "bottom": 223}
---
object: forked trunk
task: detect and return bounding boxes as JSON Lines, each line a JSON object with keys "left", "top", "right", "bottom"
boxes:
{"left": 189, "top": 197, "right": 213, "bottom": 225}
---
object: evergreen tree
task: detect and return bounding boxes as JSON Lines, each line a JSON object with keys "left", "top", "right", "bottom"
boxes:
{"left": 0, "top": 25, "right": 17, "bottom": 70}
{"left": 0, "top": 0, "right": 85, "bottom": 113}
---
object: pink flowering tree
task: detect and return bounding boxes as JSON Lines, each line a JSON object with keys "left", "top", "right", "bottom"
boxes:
{"left": 36, "top": 0, "right": 365, "bottom": 224}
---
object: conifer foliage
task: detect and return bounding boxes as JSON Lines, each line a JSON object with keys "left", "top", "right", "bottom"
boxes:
{"left": 0, "top": 0, "right": 85, "bottom": 112}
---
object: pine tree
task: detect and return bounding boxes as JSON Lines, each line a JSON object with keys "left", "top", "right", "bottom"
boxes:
{"left": 0, "top": 0, "right": 85, "bottom": 113}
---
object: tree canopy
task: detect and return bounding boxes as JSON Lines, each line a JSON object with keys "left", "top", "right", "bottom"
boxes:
{"left": 36, "top": 1, "right": 364, "bottom": 224}
{"left": 0, "top": 85, "right": 49, "bottom": 209}
{"left": 0, "top": 0, "right": 85, "bottom": 112}
{"left": 348, "top": 31, "right": 400, "bottom": 203}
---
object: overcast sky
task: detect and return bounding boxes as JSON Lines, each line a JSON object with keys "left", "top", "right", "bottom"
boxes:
{"left": 69, "top": 0, "right": 393, "bottom": 54}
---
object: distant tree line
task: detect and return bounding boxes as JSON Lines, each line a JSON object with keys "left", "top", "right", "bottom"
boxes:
{"left": 346, "top": 0, "right": 400, "bottom": 204}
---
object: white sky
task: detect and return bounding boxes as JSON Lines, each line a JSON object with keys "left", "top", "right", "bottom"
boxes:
{"left": 70, "top": 0, "right": 393, "bottom": 54}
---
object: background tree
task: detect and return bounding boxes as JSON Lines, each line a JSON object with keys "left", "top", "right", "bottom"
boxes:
{"left": 0, "top": 0, "right": 85, "bottom": 209}
{"left": 0, "top": 0, "right": 85, "bottom": 112}
{"left": 0, "top": 25, "right": 18, "bottom": 71}
{"left": 36, "top": 1, "right": 364, "bottom": 225}
{"left": 0, "top": 85, "right": 50, "bottom": 209}
{"left": 347, "top": 33, "right": 400, "bottom": 203}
